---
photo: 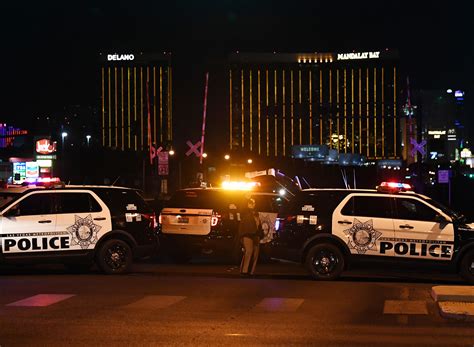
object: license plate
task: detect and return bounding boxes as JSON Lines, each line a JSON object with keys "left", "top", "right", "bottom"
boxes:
{"left": 177, "top": 217, "right": 189, "bottom": 224}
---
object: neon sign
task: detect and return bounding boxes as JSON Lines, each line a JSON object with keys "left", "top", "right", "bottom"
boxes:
{"left": 107, "top": 54, "right": 135, "bottom": 61}
{"left": 337, "top": 51, "right": 380, "bottom": 60}
{"left": 36, "top": 138, "right": 57, "bottom": 154}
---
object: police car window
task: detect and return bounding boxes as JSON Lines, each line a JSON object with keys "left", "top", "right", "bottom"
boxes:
{"left": 395, "top": 198, "right": 438, "bottom": 222}
{"left": 93, "top": 189, "right": 151, "bottom": 213}
{"left": 57, "top": 193, "right": 102, "bottom": 214}
{"left": 341, "top": 196, "right": 392, "bottom": 218}
{"left": 14, "top": 193, "right": 55, "bottom": 216}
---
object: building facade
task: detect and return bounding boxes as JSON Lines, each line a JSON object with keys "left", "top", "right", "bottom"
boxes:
{"left": 229, "top": 50, "right": 401, "bottom": 159}
{"left": 99, "top": 52, "right": 173, "bottom": 151}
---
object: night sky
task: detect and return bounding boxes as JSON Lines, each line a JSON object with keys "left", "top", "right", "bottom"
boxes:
{"left": 1, "top": 1, "right": 473, "bottom": 145}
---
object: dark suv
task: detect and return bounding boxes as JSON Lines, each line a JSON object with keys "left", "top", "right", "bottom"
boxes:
{"left": 0, "top": 185, "right": 158, "bottom": 274}
{"left": 271, "top": 187, "right": 474, "bottom": 282}
{"left": 159, "top": 188, "right": 287, "bottom": 262}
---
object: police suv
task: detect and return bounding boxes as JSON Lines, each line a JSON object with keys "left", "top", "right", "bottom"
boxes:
{"left": 271, "top": 182, "right": 474, "bottom": 282}
{"left": 159, "top": 187, "right": 287, "bottom": 262}
{"left": 0, "top": 185, "right": 158, "bottom": 274}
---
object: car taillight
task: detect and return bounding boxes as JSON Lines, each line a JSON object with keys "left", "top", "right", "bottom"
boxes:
{"left": 143, "top": 213, "right": 158, "bottom": 229}
{"left": 211, "top": 213, "right": 221, "bottom": 227}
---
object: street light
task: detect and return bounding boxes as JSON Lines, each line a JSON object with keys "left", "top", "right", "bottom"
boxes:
{"left": 169, "top": 149, "right": 175, "bottom": 156}
{"left": 86, "top": 135, "right": 91, "bottom": 146}
{"left": 224, "top": 154, "right": 230, "bottom": 160}
{"left": 61, "top": 132, "right": 68, "bottom": 148}
{"left": 202, "top": 152, "right": 208, "bottom": 158}
{"left": 247, "top": 158, "right": 253, "bottom": 164}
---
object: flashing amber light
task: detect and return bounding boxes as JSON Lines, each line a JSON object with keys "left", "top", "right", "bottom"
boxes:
{"left": 222, "top": 181, "right": 258, "bottom": 191}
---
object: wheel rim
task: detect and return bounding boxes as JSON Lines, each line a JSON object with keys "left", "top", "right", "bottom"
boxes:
{"left": 104, "top": 243, "right": 128, "bottom": 270}
{"left": 312, "top": 249, "right": 339, "bottom": 276}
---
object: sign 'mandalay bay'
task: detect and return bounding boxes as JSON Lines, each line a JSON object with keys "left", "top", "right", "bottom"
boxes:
{"left": 107, "top": 54, "right": 135, "bottom": 61}
{"left": 337, "top": 51, "right": 380, "bottom": 60}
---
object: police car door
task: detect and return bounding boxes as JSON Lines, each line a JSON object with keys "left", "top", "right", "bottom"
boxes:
{"left": 392, "top": 196, "right": 454, "bottom": 261}
{"left": 55, "top": 191, "right": 111, "bottom": 251}
{"left": 333, "top": 194, "right": 395, "bottom": 257}
{"left": 0, "top": 192, "right": 58, "bottom": 255}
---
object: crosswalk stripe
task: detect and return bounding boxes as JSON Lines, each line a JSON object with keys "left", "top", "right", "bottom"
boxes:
{"left": 6, "top": 294, "right": 75, "bottom": 307}
{"left": 383, "top": 300, "right": 428, "bottom": 315}
{"left": 254, "top": 298, "right": 304, "bottom": 312}
{"left": 124, "top": 295, "right": 186, "bottom": 309}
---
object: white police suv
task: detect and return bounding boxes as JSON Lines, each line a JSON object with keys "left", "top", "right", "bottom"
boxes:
{"left": 271, "top": 182, "right": 474, "bottom": 282}
{"left": 0, "top": 185, "right": 158, "bottom": 274}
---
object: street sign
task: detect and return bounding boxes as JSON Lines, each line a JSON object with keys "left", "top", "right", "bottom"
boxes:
{"left": 410, "top": 138, "right": 426, "bottom": 157}
{"left": 186, "top": 140, "right": 202, "bottom": 157}
{"left": 438, "top": 170, "right": 450, "bottom": 184}
{"left": 158, "top": 152, "right": 169, "bottom": 176}
{"left": 149, "top": 145, "right": 162, "bottom": 164}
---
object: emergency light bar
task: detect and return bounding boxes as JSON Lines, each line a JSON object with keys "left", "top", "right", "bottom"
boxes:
{"left": 378, "top": 181, "right": 412, "bottom": 192}
{"left": 221, "top": 181, "right": 259, "bottom": 190}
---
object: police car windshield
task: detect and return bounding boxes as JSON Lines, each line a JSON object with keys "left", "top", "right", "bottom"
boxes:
{"left": 425, "top": 198, "right": 465, "bottom": 222}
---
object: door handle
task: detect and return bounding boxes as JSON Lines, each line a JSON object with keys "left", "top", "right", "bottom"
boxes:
{"left": 38, "top": 220, "right": 52, "bottom": 224}
{"left": 338, "top": 220, "right": 352, "bottom": 225}
{"left": 94, "top": 217, "right": 106, "bottom": 221}
{"left": 399, "top": 224, "right": 414, "bottom": 229}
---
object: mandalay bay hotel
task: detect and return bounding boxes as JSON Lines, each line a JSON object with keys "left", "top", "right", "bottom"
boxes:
{"left": 228, "top": 50, "right": 401, "bottom": 160}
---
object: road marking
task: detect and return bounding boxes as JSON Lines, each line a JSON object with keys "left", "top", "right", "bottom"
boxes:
{"left": 254, "top": 298, "right": 304, "bottom": 312}
{"left": 125, "top": 295, "right": 186, "bottom": 309}
{"left": 383, "top": 300, "right": 428, "bottom": 315}
{"left": 6, "top": 294, "right": 75, "bottom": 307}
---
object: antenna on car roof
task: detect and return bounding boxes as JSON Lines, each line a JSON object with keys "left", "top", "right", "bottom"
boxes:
{"left": 112, "top": 176, "right": 121, "bottom": 186}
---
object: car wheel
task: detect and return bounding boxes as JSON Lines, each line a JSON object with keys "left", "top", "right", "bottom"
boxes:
{"left": 305, "top": 243, "right": 344, "bottom": 280}
{"left": 97, "top": 239, "right": 133, "bottom": 275}
{"left": 459, "top": 249, "right": 474, "bottom": 284}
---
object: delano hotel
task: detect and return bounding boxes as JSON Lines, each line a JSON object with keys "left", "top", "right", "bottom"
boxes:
{"left": 229, "top": 50, "right": 401, "bottom": 159}
{"left": 99, "top": 52, "right": 172, "bottom": 151}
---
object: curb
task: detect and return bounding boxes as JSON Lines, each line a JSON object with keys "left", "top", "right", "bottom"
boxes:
{"left": 431, "top": 286, "right": 474, "bottom": 303}
{"left": 431, "top": 286, "right": 474, "bottom": 321}
{"left": 438, "top": 302, "right": 474, "bottom": 322}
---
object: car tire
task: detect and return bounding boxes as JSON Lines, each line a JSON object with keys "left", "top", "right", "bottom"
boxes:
{"left": 305, "top": 243, "right": 344, "bottom": 281}
{"left": 96, "top": 239, "right": 133, "bottom": 275}
{"left": 459, "top": 249, "right": 474, "bottom": 284}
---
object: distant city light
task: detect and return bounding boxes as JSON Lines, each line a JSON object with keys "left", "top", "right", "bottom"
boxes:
{"left": 447, "top": 89, "right": 453, "bottom": 94}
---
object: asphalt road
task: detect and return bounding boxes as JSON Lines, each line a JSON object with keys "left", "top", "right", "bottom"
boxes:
{"left": 0, "top": 260, "right": 473, "bottom": 346}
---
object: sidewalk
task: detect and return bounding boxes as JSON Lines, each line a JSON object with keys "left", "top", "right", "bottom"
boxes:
{"left": 431, "top": 285, "right": 474, "bottom": 321}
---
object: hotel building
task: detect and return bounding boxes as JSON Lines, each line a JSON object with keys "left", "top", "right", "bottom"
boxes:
{"left": 228, "top": 50, "right": 401, "bottom": 159}
{"left": 99, "top": 52, "right": 173, "bottom": 151}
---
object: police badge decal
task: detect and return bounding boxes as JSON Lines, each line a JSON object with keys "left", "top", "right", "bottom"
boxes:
{"left": 66, "top": 215, "right": 102, "bottom": 249}
{"left": 343, "top": 219, "right": 381, "bottom": 254}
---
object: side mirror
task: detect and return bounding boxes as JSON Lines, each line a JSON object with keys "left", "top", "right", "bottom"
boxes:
{"left": 4, "top": 207, "right": 20, "bottom": 218}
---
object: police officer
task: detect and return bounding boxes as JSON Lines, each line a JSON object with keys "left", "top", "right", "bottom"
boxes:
{"left": 239, "top": 198, "right": 262, "bottom": 276}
